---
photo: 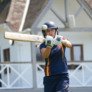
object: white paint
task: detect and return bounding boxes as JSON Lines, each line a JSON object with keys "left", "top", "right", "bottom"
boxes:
{"left": 0, "top": 0, "right": 92, "bottom": 89}
{"left": 0, "top": 31, "right": 31, "bottom": 62}
{"left": 68, "top": 14, "right": 76, "bottom": 27}
{"left": 60, "top": 32, "right": 92, "bottom": 61}
{"left": 38, "top": 0, "right": 92, "bottom": 28}
{"left": 19, "top": 0, "right": 30, "bottom": 32}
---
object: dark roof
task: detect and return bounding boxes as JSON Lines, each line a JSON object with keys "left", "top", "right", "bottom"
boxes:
{"left": 0, "top": 0, "right": 92, "bottom": 32}
{"left": 0, "top": 0, "right": 11, "bottom": 24}
{"left": 85, "top": 0, "right": 92, "bottom": 8}
{"left": 0, "top": 0, "right": 48, "bottom": 32}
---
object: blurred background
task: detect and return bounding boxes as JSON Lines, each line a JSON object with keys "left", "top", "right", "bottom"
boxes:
{"left": 0, "top": 0, "right": 92, "bottom": 92}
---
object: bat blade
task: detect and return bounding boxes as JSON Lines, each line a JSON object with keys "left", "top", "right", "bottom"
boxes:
{"left": 5, "top": 32, "right": 44, "bottom": 43}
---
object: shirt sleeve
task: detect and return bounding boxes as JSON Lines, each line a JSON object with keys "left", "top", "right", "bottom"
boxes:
{"left": 39, "top": 43, "right": 46, "bottom": 50}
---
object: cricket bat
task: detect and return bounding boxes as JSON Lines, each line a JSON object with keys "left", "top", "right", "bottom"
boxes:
{"left": 5, "top": 32, "right": 44, "bottom": 43}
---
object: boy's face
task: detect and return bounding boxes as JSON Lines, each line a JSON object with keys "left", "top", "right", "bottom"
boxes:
{"left": 46, "top": 29, "right": 56, "bottom": 38}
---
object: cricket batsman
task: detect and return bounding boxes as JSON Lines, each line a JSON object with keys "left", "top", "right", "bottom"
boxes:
{"left": 39, "top": 21, "right": 72, "bottom": 92}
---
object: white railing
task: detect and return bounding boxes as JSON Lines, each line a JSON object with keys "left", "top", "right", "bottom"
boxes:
{"left": 0, "top": 62, "right": 33, "bottom": 89}
{"left": 69, "top": 62, "right": 92, "bottom": 87}
{"left": 0, "top": 62, "right": 92, "bottom": 89}
{"left": 37, "top": 62, "right": 92, "bottom": 87}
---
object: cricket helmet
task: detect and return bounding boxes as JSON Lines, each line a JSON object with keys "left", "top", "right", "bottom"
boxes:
{"left": 42, "top": 21, "right": 58, "bottom": 37}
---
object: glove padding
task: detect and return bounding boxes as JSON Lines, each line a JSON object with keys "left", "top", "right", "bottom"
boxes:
{"left": 45, "top": 35, "right": 54, "bottom": 47}
{"left": 54, "top": 35, "right": 63, "bottom": 45}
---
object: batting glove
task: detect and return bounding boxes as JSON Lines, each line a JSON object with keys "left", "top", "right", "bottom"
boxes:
{"left": 54, "top": 35, "right": 62, "bottom": 45}
{"left": 45, "top": 35, "right": 54, "bottom": 47}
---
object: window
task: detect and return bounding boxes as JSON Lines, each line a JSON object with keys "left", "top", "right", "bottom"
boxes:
{"left": 65, "top": 44, "right": 84, "bottom": 69}
{"left": 3, "top": 48, "right": 11, "bottom": 74}
{"left": 3, "top": 48, "right": 10, "bottom": 61}
{"left": 71, "top": 44, "right": 84, "bottom": 61}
